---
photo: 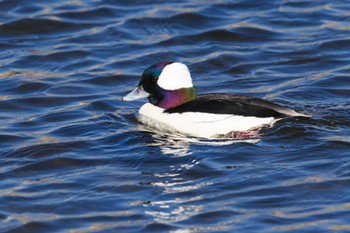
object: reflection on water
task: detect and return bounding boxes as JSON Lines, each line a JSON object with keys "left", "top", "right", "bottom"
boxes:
{"left": 137, "top": 130, "right": 262, "bottom": 227}
{"left": 140, "top": 125, "right": 260, "bottom": 157}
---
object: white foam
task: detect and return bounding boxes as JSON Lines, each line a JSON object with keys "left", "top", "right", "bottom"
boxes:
{"left": 157, "top": 63, "right": 193, "bottom": 90}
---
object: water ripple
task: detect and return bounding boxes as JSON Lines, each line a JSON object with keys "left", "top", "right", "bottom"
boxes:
{"left": 1, "top": 0, "right": 350, "bottom": 232}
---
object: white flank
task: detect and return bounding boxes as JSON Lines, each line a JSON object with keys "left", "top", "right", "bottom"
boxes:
{"left": 138, "top": 103, "right": 276, "bottom": 138}
{"left": 158, "top": 63, "right": 193, "bottom": 90}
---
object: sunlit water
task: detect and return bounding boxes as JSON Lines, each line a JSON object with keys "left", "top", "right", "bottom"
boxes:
{"left": 1, "top": 0, "right": 350, "bottom": 232}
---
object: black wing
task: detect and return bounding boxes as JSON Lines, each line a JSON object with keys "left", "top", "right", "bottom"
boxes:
{"left": 164, "top": 93, "right": 301, "bottom": 118}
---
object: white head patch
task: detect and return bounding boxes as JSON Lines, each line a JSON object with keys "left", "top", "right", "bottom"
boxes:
{"left": 157, "top": 63, "right": 193, "bottom": 90}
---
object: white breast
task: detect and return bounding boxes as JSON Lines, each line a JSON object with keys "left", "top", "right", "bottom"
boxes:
{"left": 137, "top": 103, "right": 276, "bottom": 138}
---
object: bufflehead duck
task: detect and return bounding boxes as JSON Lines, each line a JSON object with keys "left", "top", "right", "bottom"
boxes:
{"left": 122, "top": 62, "right": 307, "bottom": 138}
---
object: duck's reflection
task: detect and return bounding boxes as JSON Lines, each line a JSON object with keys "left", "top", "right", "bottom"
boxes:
{"left": 139, "top": 124, "right": 259, "bottom": 157}
{"left": 136, "top": 126, "right": 258, "bottom": 224}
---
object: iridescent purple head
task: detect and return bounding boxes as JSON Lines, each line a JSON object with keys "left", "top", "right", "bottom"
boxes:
{"left": 123, "top": 62, "right": 196, "bottom": 109}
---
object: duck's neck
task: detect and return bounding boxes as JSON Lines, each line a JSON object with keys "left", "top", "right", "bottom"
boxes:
{"left": 158, "top": 87, "right": 196, "bottom": 109}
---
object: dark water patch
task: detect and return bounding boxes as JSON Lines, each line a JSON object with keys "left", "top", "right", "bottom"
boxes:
{"left": 6, "top": 222, "right": 55, "bottom": 233}
{"left": 84, "top": 74, "right": 135, "bottom": 86}
{"left": 82, "top": 100, "right": 117, "bottom": 112}
{"left": 49, "top": 120, "right": 112, "bottom": 138}
{"left": 169, "top": 12, "right": 226, "bottom": 31}
{"left": 55, "top": 6, "right": 120, "bottom": 22}
{"left": 0, "top": 42, "right": 20, "bottom": 52}
{"left": 0, "top": 18, "right": 93, "bottom": 36}
{"left": 47, "top": 84, "right": 97, "bottom": 96}
{"left": 6, "top": 157, "right": 102, "bottom": 178}
{"left": 9, "top": 50, "right": 91, "bottom": 71}
{"left": 182, "top": 210, "right": 239, "bottom": 225}
{"left": 318, "top": 38, "right": 350, "bottom": 51}
{"left": 32, "top": 50, "right": 90, "bottom": 63}
{"left": 3, "top": 82, "right": 50, "bottom": 95}
{"left": 0, "top": 99, "right": 38, "bottom": 113}
{"left": 142, "top": 222, "right": 176, "bottom": 232}
{"left": 4, "top": 141, "right": 91, "bottom": 159}
{"left": 0, "top": 134, "right": 32, "bottom": 152}
{"left": 1, "top": 0, "right": 350, "bottom": 232}
{"left": 161, "top": 28, "right": 278, "bottom": 47}
{"left": 34, "top": 109, "right": 89, "bottom": 124}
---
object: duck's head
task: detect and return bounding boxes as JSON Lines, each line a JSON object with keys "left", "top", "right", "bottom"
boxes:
{"left": 122, "top": 62, "right": 196, "bottom": 109}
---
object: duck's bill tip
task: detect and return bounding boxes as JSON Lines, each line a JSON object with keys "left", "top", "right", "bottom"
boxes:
{"left": 122, "top": 85, "right": 149, "bottom": 101}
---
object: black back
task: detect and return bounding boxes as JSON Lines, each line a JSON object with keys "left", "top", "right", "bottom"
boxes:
{"left": 164, "top": 93, "right": 291, "bottom": 118}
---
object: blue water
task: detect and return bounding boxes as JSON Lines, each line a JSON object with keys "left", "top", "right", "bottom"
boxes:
{"left": 1, "top": 0, "right": 350, "bottom": 232}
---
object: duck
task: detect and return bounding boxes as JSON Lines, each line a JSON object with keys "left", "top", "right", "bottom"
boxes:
{"left": 122, "top": 62, "right": 307, "bottom": 138}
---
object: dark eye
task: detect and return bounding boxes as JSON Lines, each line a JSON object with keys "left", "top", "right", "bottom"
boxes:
{"left": 151, "top": 76, "right": 158, "bottom": 83}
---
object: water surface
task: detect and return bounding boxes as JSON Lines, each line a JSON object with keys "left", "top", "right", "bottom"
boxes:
{"left": 1, "top": 0, "right": 350, "bottom": 232}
